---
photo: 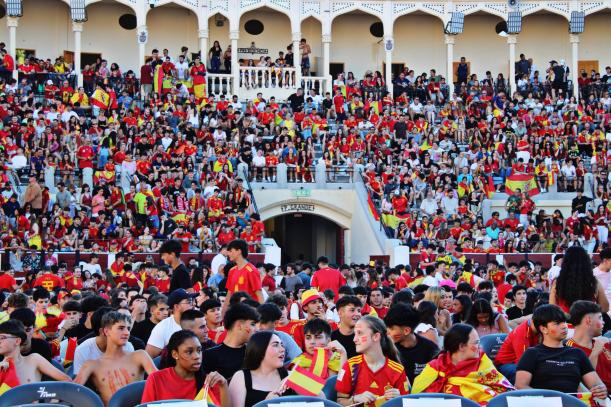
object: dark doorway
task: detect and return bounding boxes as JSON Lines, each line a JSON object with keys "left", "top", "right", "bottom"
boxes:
{"left": 265, "top": 213, "right": 342, "bottom": 265}
{"left": 329, "top": 63, "right": 345, "bottom": 80}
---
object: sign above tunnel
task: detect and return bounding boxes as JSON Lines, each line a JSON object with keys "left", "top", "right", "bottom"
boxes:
{"left": 280, "top": 203, "right": 315, "bottom": 213}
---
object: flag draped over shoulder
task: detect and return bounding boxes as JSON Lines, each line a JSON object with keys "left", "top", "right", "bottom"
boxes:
{"left": 505, "top": 174, "right": 540, "bottom": 196}
{"left": 412, "top": 350, "right": 514, "bottom": 405}
{"left": 192, "top": 75, "right": 206, "bottom": 100}
{"left": 91, "top": 88, "right": 110, "bottom": 110}
{"left": 0, "top": 359, "right": 20, "bottom": 395}
{"left": 153, "top": 65, "right": 164, "bottom": 94}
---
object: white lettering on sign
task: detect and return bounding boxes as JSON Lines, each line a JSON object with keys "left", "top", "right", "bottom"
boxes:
{"left": 37, "top": 387, "right": 57, "bottom": 398}
{"left": 281, "top": 204, "right": 315, "bottom": 213}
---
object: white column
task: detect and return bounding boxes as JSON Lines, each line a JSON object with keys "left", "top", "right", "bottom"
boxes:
{"left": 230, "top": 30, "right": 239, "bottom": 97}
{"left": 344, "top": 229, "right": 352, "bottom": 265}
{"left": 72, "top": 22, "right": 83, "bottom": 87}
{"left": 507, "top": 34, "right": 517, "bottom": 95}
{"left": 384, "top": 35, "right": 393, "bottom": 97}
{"left": 138, "top": 25, "right": 147, "bottom": 68}
{"left": 322, "top": 34, "right": 331, "bottom": 94}
{"left": 570, "top": 34, "right": 580, "bottom": 99}
{"left": 445, "top": 34, "right": 455, "bottom": 95}
{"left": 292, "top": 32, "right": 302, "bottom": 86}
{"left": 198, "top": 29, "right": 209, "bottom": 64}
{"left": 7, "top": 17, "right": 18, "bottom": 80}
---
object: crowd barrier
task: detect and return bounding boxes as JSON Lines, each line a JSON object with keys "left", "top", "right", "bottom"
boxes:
{"left": 0, "top": 250, "right": 266, "bottom": 279}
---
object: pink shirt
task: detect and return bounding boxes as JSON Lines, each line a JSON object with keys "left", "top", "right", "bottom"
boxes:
{"left": 594, "top": 266, "right": 611, "bottom": 312}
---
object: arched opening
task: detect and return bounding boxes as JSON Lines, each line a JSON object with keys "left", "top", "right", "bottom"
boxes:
{"left": 393, "top": 12, "right": 445, "bottom": 78}
{"left": 301, "top": 16, "right": 322, "bottom": 76}
{"left": 331, "top": 10, "right": 383, "bottom": 78}
{"left": 145, "top": 3, "right": 198, "bottom": 62}
{"left": 265, "top": 213, "right": 343, "bottom": 264}
{"left": 208, "top": 12, "right": 230, "bottom": 72}
{"left": 519, "top": 11, "right": 570, "bottom": 78}
{"left": 238, "top": 6, "right": 291, "bottom": 67}
{"left": 455, "top": 12, "right": 506, "bottom": 79}
{"left": 84, "top": 0, "right": 139, "bottom": 71}
{"left": 6, "top": 0, "right": 70, "bottom": 64}
{"left": 581, "top": 10, "right": 611, "bottom": 77}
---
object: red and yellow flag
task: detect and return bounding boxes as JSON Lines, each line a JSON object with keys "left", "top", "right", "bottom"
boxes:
{"left": 91, "top": 88, "right": 110, "bottom": 110}
{"left": 367, "top": 195, "right": 380, "bottom": 221}
{"left": 412, "top": 350, "right": 513, "bottom": 405}
{"left": 195, "top": 384, "right": 221, "bottom": 406}
{"left": 193, "top": 75, "right": 206, "bottom": 100}
{"left": 286, "top": 366, "right": 326, "bottom": 396}
{"left": 0, "top": 359, "right": 20, "bottom": 395}
{"left": 505, "top": 173, "right": 540, "bottom": 196}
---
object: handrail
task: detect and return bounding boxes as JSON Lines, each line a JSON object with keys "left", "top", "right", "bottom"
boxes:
{"left": 358, "top": 171, "right": 395, "bottom": 239}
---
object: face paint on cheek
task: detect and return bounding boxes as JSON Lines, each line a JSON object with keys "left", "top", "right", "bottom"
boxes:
{"left": 359, "top": 335, "right": 369, "bottom": 345}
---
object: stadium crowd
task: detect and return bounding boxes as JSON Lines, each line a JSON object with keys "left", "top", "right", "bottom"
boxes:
{"left": 0, "top": 42, "right": 611, "bottom": 405}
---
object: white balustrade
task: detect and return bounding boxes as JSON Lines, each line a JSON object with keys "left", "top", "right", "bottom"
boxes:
{"left": 302, "top": 76, "right": 331, "bottom": 96}
{"left": 239, "top": 66, "right": 297, "bottom": 90}
{"left": 207, "top": 73, "right": 234, "bottom": 98}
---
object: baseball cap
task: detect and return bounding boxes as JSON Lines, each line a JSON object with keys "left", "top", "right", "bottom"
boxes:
{"left": 167, "top": 289, "right": 197, "bottom": 308}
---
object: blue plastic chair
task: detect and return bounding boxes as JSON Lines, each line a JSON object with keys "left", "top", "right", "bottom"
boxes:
{"left": 322, "top": 375, "right": 337, "bottom": 401}
{"left": 108, "top": 380, "right": 146, "bottom": 407}
{"left": 253, "top": 395, "right": 342, "bottom": 407}
{"left": 7, "top": 404, "right": 68, "bottom": 407}
{"left": 487, "top": 389, "right": 587, "bottom": 407}
{"left": 604, "top": 331, "right": 611, "bottom": 339}
{"left": 0, "top": 381, "right": 104, "bottom": 407}
{"left": 135, "top": 399, "right": 195, "bottom": 407}
{"left": 66, "top": 364, "right": 75, "bottom": 379}
{"left": 153, "top": 355, "right": 162, "bottom": 369}
{"left": 380, "top": 393, "right": 480, "bottom": 407}
{"left": 480, "top": 333, "right": 507, "bottom": 362}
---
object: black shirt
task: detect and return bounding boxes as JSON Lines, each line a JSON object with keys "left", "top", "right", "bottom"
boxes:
{"left": 516, "top": 344, "right": 594, "bottom": 393}
{"left": 331, "top": 329, "right": 357, "bottom": 359}
{"left": 396, "top": 335, "right": 439, "bottom": 384}
{"left": 506, "top": 305, "right": 532, "bottom": 321}
{"left": 202, "top": 343, "right": 246, "bottom": 381}
{"left": 170, "top": 263, "right": 191, "bottom": 292}
{"left": 131, "top": 318, "right": 157, "bottom": 344}
{"left": 572, "top": 195, "right": 593, "bottom": 214}
{"left": 287, "top": 93, "right": 304, "bottom": 112}
{"left": 65, "top": 323, "right": 93, "bottom": 341}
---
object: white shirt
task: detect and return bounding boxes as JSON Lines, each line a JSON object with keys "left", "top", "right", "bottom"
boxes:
{"left": 210, "top": 253, "right": 227, "bottom": 276}
{"left": 73, "top": 337, "right": 134, "bottom": 374}
{"left": 175, "top": 61, "right": 189, "bottom": 80}
{"left": 80, "top": 261, "right": 102, "bottom": 276}
{"left": 594, "top": 266, "right": 611, "bottom": 310}
{"left": 547, "top": 265, "right": 561, "bottom": 282}
{"left": 147, "top": 315, "right": 181, "bottom": 350}
{"left": 10, "top": 155, "right": 27, "bottom": 170}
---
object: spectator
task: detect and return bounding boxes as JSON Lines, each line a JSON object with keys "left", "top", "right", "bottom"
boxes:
{"left": 146, "top": 289, "right": 195, "bottom": 358}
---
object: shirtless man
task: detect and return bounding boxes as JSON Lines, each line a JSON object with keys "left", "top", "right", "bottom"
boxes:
{"left": 75, "top": 312, "right": 157, "bottom": 405}
{"left": 0, "top": 320, "right": 70, "bottom": 384}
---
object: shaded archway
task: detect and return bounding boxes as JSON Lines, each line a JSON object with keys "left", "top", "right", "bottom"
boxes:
{"left": 83, "top": 0, "right": 139, "bottom": 71}
{"left": 519, "top": 11, "right": 571, "bottom": 77}
{"left": 331, "top": 10, "right": 384, "bottom": 78}
{"left": 301, "top": 16, "right": 322, "bottom": 76}
{"left": 581, "top": 10, "right": 611, "bottom": 75}
{"left": 7, "top": 0, "right": 70, "bottom": 63}
{"left": 208, "top": 12, "right": 230, "bottom": 72}
{"left": 265, "top": 213, "right": 343, "bottom": 264}
{"left": 393, "top": 12, "right": 445, "bottom": 77}
{"left": 238, "top": 6, "right": 291, "bottom": 66}
{"left": 454, "top": 12, "right": 507, "bottom": 79}
{"left": 145, "top": 2, "right": 198, "bottom": 61}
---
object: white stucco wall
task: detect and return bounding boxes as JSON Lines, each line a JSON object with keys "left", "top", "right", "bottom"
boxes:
{"left": 581, "top": 12, "right": 611, "bottom": 69}
{"left": 145, "top": 5, "right": 199, "bottom": 60}
{"left": 393, "top": 13, "right": 445, "bottom": 76}
{"left": 517, "top": 13, "right": 571, "bottom": 74}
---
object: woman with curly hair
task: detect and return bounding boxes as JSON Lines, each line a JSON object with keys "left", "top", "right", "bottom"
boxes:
{"left": 550, "top": 246, "right": 609, "bottom": 313}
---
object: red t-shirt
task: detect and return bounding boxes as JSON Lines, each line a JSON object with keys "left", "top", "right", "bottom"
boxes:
{"left": 566, "top": 338, "right": 611, "bottom": 392}
{"left": 0, "top": 273, "right": 16, "bottom": 291}
{"left": 311, "top": 267, "right": 346, "bottom": 297}
{"left": 336, "top": 355, "right": 409, "bottom": 405}
{"left": 226, "top": 262, "right": 262, "bottom": 299}
{"left": 495, "top": 320, "right": 539, "bottom": 365}
{"left": 141, "top": 367, "right": 222, "bottom": 403}
{"left": 33, "top": 273, "right": 65, "bottom": 291}
{"left": 77, "top": 145, "right": 94, "bottom": 169}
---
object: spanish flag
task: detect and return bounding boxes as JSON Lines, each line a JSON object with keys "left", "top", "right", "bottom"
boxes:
{"left": 193, "top": 75, "right": 206, "bottom": 100}
{"left": 59, "top": 337, "right": 78, "bottom": 367}
{"left": 572, "top": 392, "right": 610, "bottom": 407}
{"left": 412, "top": 350, "right": 513, "bottom": 405}
{"left": 91, "top": 88, "right": 110, "bottom": 110}
{"left": 505, "top": 173, "right": 540, "bottom": 196}
{"left": 195, "top": 384, "right": 221, "bottom": 406}
{"left": 459, "top": 271, "right": 484, "bottom": 288}
{"left": 286, "top": 348, "right": 330, "bottom": 396}
{"left": 367, "top": 195, "right": 380, "bottom": 221}
{"left": 153, "top": 65, "right": 164, "bottom": 94}
{"left": 0, "top": 359, "right": 20, "bottom": 395}
{"left": 458, "top": 181, "right": 472, "bottom": 198}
